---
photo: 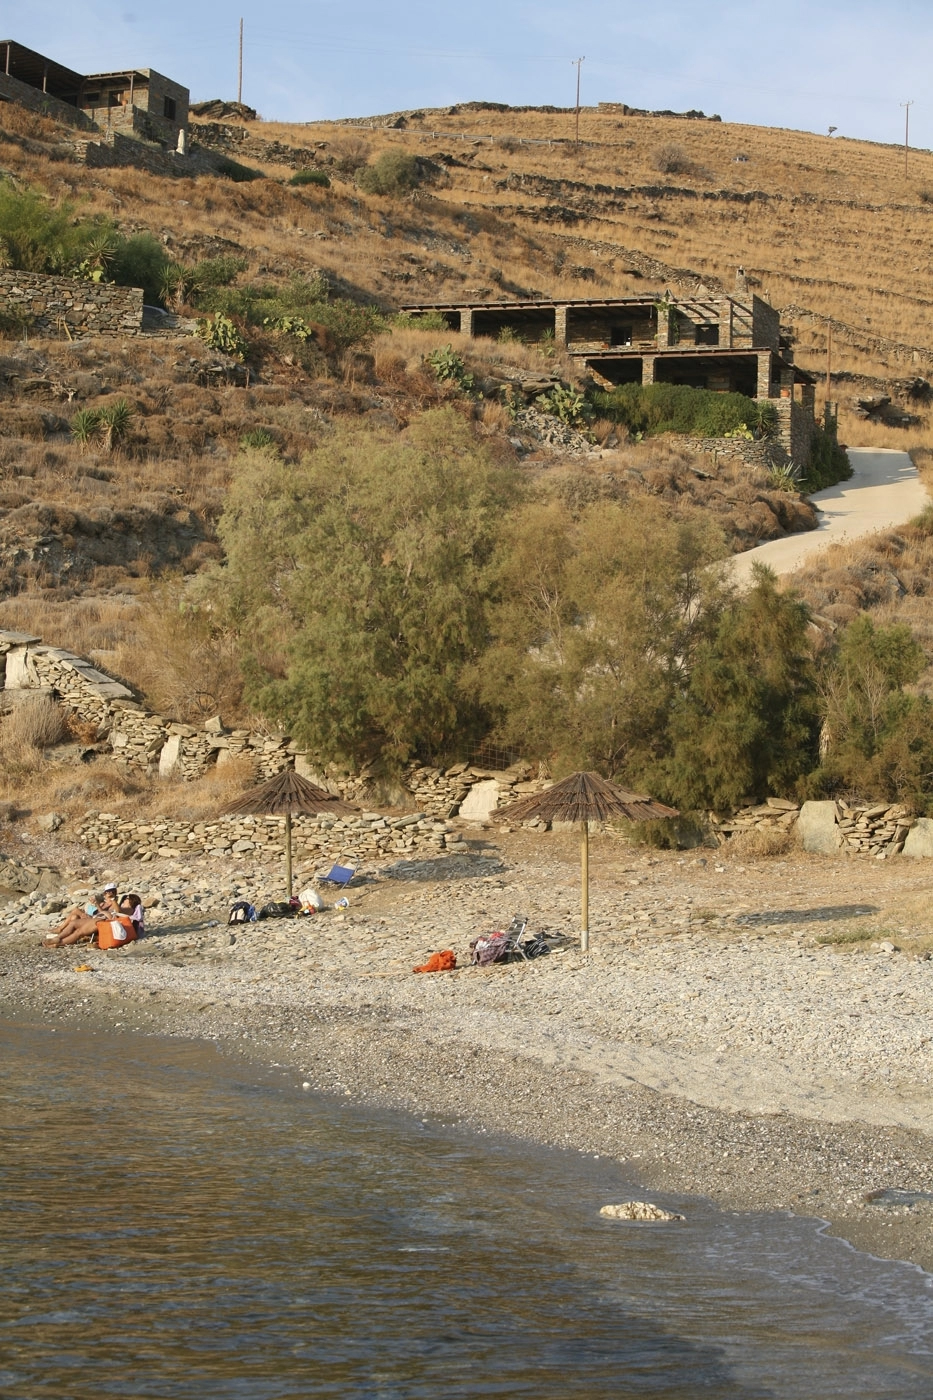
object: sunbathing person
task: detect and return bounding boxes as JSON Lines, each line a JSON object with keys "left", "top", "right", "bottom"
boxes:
{"left": 46, "top": 898, "right": 103, "bottom": 947}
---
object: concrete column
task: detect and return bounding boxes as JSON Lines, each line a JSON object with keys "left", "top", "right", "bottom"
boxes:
{"left": 458, "top": 308, "right": 474, "bottom": 337}
{"left": 641, "top": 355, "right": 655, "bottom": 385}
{"left": 756, "top": 351, "right": 772, "bottom": 399}
{"left": 554, "top": 305, "right": 568, "bottom": 345}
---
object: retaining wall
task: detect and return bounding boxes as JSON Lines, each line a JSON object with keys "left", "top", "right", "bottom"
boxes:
{"left": 0, "top": 270, "right": 142, "bottom": 337}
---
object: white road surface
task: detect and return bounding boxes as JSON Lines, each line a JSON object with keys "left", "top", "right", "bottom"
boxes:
{"left": 729, "top": 447, "right": 929, "bottom": 583}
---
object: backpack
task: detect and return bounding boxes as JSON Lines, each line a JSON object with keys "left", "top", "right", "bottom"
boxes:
{"left": 228, "top": 900, "right": 256, "bottom": 924}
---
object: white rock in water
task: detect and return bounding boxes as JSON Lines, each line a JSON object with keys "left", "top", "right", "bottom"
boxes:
{"left": 600, "top": 1201, "right": 684, "bottom": 1222}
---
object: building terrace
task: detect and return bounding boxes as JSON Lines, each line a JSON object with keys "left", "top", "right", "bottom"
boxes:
{"left": 0, "top": 39, "right": 188, "bottom": 146}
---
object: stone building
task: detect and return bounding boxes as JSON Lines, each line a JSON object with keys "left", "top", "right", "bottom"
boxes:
{"left": 401, "top": 286, "right": 817, "bottom": 462}
{"left": 0, "top": 39, "right": 188, "bottom": 146}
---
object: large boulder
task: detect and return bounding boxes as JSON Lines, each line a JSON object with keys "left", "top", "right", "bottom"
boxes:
{"left": 903, "top": 817, "right": 933, "bottom": 858}
{"left": 457, "top": 779, "right": 500, "bottom": 823}
{"left": 796, "top": 800, "right": 841, "bottom": 853}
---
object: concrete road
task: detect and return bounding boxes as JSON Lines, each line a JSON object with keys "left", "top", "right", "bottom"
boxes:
{"left": 729, "top": 448, "right": 929, "bottom": 583}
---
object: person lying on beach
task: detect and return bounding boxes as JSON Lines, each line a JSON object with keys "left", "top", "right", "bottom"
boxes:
{"left": 46, "top": 899, "right": 104, "bottom": 947}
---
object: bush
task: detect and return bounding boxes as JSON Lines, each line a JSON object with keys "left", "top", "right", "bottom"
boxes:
{"left": 802, "top": 424, "right": 852, "bottom": 492}
{"left": 289, "top": 169, "right": 330, "bottom": 187}
{"left": 590, "top": 383, "right": 765, "bottom": 438}
{"left": 212, "top": 154, "right": 263, "bottom": 182}
{"left": 1, "top": 694, "right": 66, "bottom": 750}
{"left": 391, "top": 310, "right": 449, "bottom": 332}
{"left": 110, "top": 233, "right": 173, "bottom": 305}
{"left": 357, "top": 151, "right": 424, "bottom": 196}
{"left": 195, "top": 313, "right": 249, "bottom": 361}
{"left": 652, "top": 143, "right": 692, "bottom": 175}
{"left": 70, "top": 399, "right": 134, "bottom": 453}
{"left": 0, "top": 181, "right": 110, "bottom": 275}
{"left": 239, "top": 428, "right": 279, "bottom": 451}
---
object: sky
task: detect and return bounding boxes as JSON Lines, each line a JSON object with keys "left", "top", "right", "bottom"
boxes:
{"left": 10, "top": 0, "right": 933, "bottom": 150}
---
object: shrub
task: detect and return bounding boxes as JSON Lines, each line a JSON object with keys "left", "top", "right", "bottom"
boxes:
{"left": 391, "top": 310, "right": 449, "bottom": 332}
{"left": 0, "top": 181, "right": 105, "bottom": 274}
{"left": 357, "top": 151, "right": 423, "bottom": 196}
{"left": 425, "top": 344, "right": 474, "bottom": 391}
{"left": 239, "top": 428, "right": 279, "bottom": 451}
{"left": 802, "top": 424, "right": 852, "bottom": 491}
{"left": 289, "top": 169, "right": 330, "bottom": 187}
{"left": 195, "top": 313, "right": 249, "bottom": 361}
{"left": 70, "top": 399, "right": 134, "bottom": 453}
{"left": 652, "top": 143, "right": 692, "bottom": 175}
{"left": 1, "top": 694, "right": 66, "bottom": 750}
{"left": 590, "top": 383, "right": 764, "bottom": 438}
{"left": 212, "top": 154, "right": 263, "bottom": 182}
{"left": 109, "top": 233, "right": 173, "bottom": 305}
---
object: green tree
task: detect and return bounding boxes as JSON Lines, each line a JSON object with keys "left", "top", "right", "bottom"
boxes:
{"left": 813, "top": 614, "right": 933, "bottom": 806}
{"left": 662, "top": 566, "right": 819, "bottom": 808}
{"left": 474, "top": 496, "right": 727, "bottom": 779}
{"left": 215, "top": 408, "right": 516, "bottom": 771}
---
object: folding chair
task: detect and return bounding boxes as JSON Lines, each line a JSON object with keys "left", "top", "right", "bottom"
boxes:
{"left": 318, "top": 863, "right": 356, "bottom": 889}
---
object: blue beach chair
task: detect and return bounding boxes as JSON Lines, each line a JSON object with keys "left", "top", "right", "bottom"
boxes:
{"left": 319, "top": 863, "right": 356, "bottom": 889}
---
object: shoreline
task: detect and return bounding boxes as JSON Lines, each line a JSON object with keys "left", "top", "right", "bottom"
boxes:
{"left": 4, "top": 829, "right": 933, "bottom": 1272}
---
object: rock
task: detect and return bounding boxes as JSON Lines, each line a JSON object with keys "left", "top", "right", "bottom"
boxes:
{"left": 600, "top": 1201, "right": 685, "bottom": 1222}
{"left": 796, "top": 801, "right": 841, "bottom": 854}
{"left": 457, "top": 779, "right": 500, "bottom": 822}
{"left": 36, "top": 811, "right": 64, "bottom": 833}
{"left": 903, "top": 818, "right": 933, "bottom": 859}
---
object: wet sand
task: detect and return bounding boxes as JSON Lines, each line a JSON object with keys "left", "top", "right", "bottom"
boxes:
{"left": 3, "top": 828, "right": 933, "bottom": 1272}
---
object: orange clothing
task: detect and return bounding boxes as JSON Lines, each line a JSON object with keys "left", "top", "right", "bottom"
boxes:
{"left": 413, "top": 950, "right": 456, "bottom": 973}
{"left": 95, "top": 916, "right": 137, "bottom": 950}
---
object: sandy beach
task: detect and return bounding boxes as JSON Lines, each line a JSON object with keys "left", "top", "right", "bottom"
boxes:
{"left": 3, "top": 825, "right": 933, "bottom": 1272}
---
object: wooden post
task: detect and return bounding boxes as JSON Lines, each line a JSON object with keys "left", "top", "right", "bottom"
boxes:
{"left": 580, "top": 819, "right": 590, "bottom": 952}
{"left": 284, "top": 812, "right": 293, "bottom": 898}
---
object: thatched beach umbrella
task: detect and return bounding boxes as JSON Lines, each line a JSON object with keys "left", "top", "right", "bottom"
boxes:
{"left": 493, "top": 771, "right": 678, "bottom": 952}
{"left": 223, "top": 769, "right": 358, "bottom": 898}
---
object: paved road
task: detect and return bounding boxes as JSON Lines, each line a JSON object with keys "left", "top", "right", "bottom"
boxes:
{"left": 729, "top": 448, "right": 929, "bottom": 583}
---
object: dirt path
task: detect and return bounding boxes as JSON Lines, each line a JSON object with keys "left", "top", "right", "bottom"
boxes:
{"left": 730, "top": 448, "right": 928, "bottom": 581}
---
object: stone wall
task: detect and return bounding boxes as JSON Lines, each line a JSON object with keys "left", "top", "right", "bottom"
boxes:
{"left": 0, "top": 631, "right": 549, "bottom": 818}
{"left": 0, "top": 74, "right": 94, "bottom": 129}
{"left": 79, "top": 130, "right": 218, "bottom": 178}
{"left": 773, "top": 399, "right": 813, "bottom": 467}
{"left": 714, "top": 798, "right": 917, "bottom": 858}
{"left": 73, "top": 809, "right": 466, "bottom": 865}
{"left": 0, "top": 270, "right": 142, "bottom": 337}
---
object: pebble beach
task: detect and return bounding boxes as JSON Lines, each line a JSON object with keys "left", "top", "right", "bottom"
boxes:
{"left": 3, "top": 824, "right": 933, "bottom": 1272}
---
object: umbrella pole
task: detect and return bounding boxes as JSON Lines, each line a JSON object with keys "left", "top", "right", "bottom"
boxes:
{"left": 285, "top": 812, "right": 293, "bottom": 899}
{"left": 581, "top": 819, "right": 589, "bottom": 952}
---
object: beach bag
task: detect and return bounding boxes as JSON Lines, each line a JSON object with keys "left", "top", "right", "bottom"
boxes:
{"left": 470, "top": 932, "right": 509, "bottom": 966}
{"left": 257, "top": 901, "right": 295, "bottom": 920}
{"left": 228, "top": 901, "right": 256, "bottom": 924}
{"left": 95, "top": 916, "right": 137, "bottom": 950}
{"left": 522, "top": 933, "right": 551, "bottom": 960}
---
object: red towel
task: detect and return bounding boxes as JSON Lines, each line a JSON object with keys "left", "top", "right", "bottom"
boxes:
{"left": 413, "top": 949, "right": 457, "bottom": 973}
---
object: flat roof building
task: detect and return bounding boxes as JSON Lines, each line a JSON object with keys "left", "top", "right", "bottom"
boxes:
{"left": 0, "top": 40, "right": 188, "bottom": 145}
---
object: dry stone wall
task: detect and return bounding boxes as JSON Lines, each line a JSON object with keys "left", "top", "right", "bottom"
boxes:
{"left": 0, "top": 631, "right": 549, "bottom": 818}
{"left": 714, "top": 798, "right": 918, "bottom": 857}
{"left": 74, "top": 809, "right": 466, "bottom": 864}
{"left": 0, "top": 270, "right": 142, "bottom": 337}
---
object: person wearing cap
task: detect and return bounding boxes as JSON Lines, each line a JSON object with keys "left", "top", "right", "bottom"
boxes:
{"left": 100, "top": 883, "right": 120, "bottom": 913}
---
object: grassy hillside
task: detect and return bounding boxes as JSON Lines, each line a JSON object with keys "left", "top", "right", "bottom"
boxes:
{"left": 2, "top": 96, "right": 933, "bottom": 806}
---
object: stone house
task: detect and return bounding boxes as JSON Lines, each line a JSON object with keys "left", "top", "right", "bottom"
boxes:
{"left": 401, "top": 283, "right": 817, "bottom": 463}
{"left": 0, "top": 39, "right": 188, "bottom": 147}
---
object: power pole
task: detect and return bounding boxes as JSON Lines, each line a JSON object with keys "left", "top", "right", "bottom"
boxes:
{"left": 901, "top": 99, "right": 913, "bottom": 178}
{"left": 572, "top": 56, "right": 585, "bottom": 145}
{"left": 238, "top": 18, "right": 244, "bottom": 106}
{"left": 825, "top": 319, "right": 832, "bottom": 399}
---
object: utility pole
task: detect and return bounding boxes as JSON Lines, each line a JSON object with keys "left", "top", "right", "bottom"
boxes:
{"left": 572, "top": 56, "right": 585, "bottom": 144}
{"left": 238, "top": 18, "right": 244, "bottom": 106}
{"left": 901, "top": 99, "right": 913, "bottom": 178}
{"left": 825, "top": 319, "right": 832, "bottom": 399}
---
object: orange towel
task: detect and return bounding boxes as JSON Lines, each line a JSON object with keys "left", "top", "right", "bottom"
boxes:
{"left": 413, "top": 949, "right": 457, "bottom": 973}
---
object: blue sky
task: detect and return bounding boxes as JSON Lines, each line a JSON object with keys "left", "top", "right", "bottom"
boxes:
{"left": 12, "top": 1, "right": 933, "bottom": 149}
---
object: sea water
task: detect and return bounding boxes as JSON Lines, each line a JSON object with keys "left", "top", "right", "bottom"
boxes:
{"left": 2, "top": 1019, "right": 932, "bottom": 1399}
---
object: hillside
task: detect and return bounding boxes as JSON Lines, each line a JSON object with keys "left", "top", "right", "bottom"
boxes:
{"left": 2, "top": 96, "right": 933, "bottom": 810}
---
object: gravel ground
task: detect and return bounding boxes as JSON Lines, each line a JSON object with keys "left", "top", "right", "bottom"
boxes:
{"left": 3, "top": 825, "right": 933, "bottom": 1271}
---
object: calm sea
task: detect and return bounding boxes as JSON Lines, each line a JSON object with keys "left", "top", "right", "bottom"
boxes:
{"left": 2, "top": 1019, "right": 932, "bottom": 1399}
